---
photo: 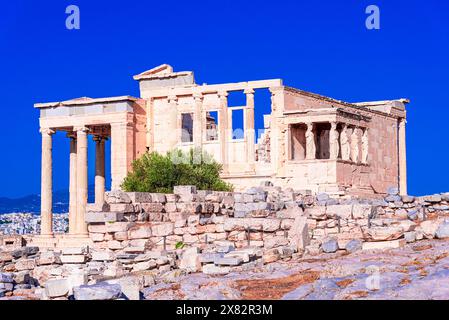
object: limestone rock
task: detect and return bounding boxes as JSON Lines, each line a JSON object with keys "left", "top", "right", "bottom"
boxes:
{"left": 288, "top": 215, "right": 310, "bottom": 252}
{"left": 364, "top": 226, "right": 404, "bottom": 241}
{"left": 202, "top": 264, "right": 230, "bottom": 275}
{"left": 105, "top": 190, "right": 132, "bottom": 204}
{"left": 345, "top": 239, "right": 363, "bottom": 253}
{"left": 321, "top": 238, "right": 338, "bottom": 253}
{"left": 362, "top": 239, "right": 405, "bottom": 250}
{"left": 74, "top": 283, "right": 122, "bottom": 300}
{"left": 417, "top": 220, "right": 440, "bottom": 239}
{"left": 45, "top": 279, "right": 70, "bottom": 298}
{"left": 436, "top": 221, "right": 449, "bottom": 239}
{"left": 179, "top": 247, "right": 201, "bottom": 272}
{"left": 404, "top": 231, "right": 417, "bottom": 243}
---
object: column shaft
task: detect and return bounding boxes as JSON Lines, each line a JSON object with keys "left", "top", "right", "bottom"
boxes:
{"left": 76, "top": 127, "right": 89, "bottom": 235}
{"left": 95, "top": 136, "right": 106, "bottom": 206}
{"left": 218, "top": 91, "right": 229, "bottom": 172}
{"left": 68, "top": 134, "right": 77, "bottom": 234}
{"left": 40, "top": 128, "right": 55, "bottom": 236}
{"left": 244, "top": 88, "right": 255, "bottom": 170}
{"left": 399, "top": 119, "right": 407, "bottom": 195}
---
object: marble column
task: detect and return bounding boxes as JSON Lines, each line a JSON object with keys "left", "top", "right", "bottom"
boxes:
{"left": 244, "top": 88, "right": 255, "bottom": 169}
{"left": 329, "top": 122, "right": 339, "bottom": 160}
{"left": 193, "top": 93, "right": 203, "bottom": 149}
{"left": 94, "top": 135, "right": 106, "bottom": 206}
{"left": 40, "top": 128, "right": 55, "bottom": 236}
{"left": 398, "top": 119, "right": 407, "bottom": 195}
{"left": 305, "top": 123, "right": 316, "bottom": 160}
{"left": 75, "top": 126, "right": 89, "bottom": 236}
{"left": 68, "top": 133, "right": 77, "bottom": 234}
{"left": 361, "top": 128, "right": 369, "bottom": 164}
{"left": 218, "top": 91, "right": 229, "bottom": 172}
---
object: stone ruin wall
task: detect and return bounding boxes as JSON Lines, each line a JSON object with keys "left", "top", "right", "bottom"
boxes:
{"left": 2, "top": 185, "right": 449, "bottom": 300}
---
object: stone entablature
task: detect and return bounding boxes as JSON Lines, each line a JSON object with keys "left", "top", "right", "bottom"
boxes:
{"left": 33, "top": 63, "right": 409, "bottom": 238}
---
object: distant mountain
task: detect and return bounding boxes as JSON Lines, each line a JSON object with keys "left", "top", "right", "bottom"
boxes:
{"left": 0, "top": 185, "right": 97, "bottom": 214}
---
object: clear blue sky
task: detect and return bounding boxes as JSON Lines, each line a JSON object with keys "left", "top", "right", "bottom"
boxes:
{"left": 0, "top": 0, "right": 448, "bottom": 198}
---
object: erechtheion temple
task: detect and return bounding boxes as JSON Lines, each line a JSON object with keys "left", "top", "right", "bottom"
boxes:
{"left": 33, "top": 64, "right": 409, "bottom": 241}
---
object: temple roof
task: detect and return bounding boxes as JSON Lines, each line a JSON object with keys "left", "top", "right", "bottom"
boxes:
{"left": 34, "top": 96, "right": 139, "bottom": 109}
{"left": 133, "top": 64, "right": 193, "bottom": 81}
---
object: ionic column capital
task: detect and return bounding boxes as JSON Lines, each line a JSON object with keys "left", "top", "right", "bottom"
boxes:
{"left": 93, "top": 135, "right": 108, "bottom": 142}
{"left": 244, "top": 88, "right": 255, "bottom": 95}
{"left": 74, "top": 126, "right": 90, "bottom": 133}
{"left": 40, "top": 128, "right": 55, "bottom": 136}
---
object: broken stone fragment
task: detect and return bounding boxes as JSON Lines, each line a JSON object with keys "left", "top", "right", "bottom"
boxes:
{"left": 435, "top": 221, "right": 449, "bottom": 239}
{"left": 179, "top": 247, "right": 201, "bottom": 272}
{"left": 202, "top": 264, "right": 230, "bottom": 275}
{"left": 364, "top": 226, "right": 404, "bottom": 242}
{"left": 45, "top": 279, "right": 70, "bottom": 298}
{"left": 404, "top": 231, "right": 417, "bottom": 243}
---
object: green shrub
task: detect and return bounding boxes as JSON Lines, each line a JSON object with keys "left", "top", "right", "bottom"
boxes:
{"left": 121, "top": 149, "right": 233, "bottom": 193}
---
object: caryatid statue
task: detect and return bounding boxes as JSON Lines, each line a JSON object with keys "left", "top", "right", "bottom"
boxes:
{"left": 350, "top": 127, "right": 360, "bottom": 163}
{"left": 329, "top": 122, "right": 339, "bottom": 159}
{"left": 340, "top": 124, "right": 350, "bottom": 161}
{"left": 305, "top": 123, "right": 316, "bottom": 160}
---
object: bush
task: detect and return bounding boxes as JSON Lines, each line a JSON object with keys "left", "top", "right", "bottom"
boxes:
{"left": 121, "top": 149, "right": 233, "bottom": 193}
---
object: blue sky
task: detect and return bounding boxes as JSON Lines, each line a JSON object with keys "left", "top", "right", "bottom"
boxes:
{"left": 0, "top": 0, "right": 448, "bottom": 197}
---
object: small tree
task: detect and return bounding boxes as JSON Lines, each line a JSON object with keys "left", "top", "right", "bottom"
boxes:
{"left": 121, "top": 149, "right": 233, "bottom": 193}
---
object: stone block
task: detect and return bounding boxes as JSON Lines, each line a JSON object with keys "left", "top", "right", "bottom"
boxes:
{"left": 127, "top": 192, "right": 153, "bottom": 203}
{"left": 364, "top": 226, "right": 404, "bottom": 241}
{"left": 214, "top": 257, "right": 243, "bottom": 266}
{"left": 107, "top": 276, "right": 141, "bottom": 300}
{"left": 436, "top": 221, "right": 449, "bottom": 239}
{"left": 179, "top": 247, "right": 201, "bottom": 272}
{"left": 128, "top": 223, "right": 152, "bottom": 239}
{"left": 151, "top": 222, "right": 174, "bottom": 237}
{"left": 174, "top": 185, "right": 197, "bottom": 195}
{"left": 362, "top": 239, "right": 405, "bottom": 250}
{"left": 92, "top": 251, "right": 115, "bottom": 262}
{"left": 73, "top": 283, "right": 122, "bottom": 300}
{"left": 105, "top": 222, "right": 134, "bottom": 233}
{"left": 109, "top": 203, "right": 135, "bottom": 213}
{"left": 45, "top": 279, "right": 70, "bottom": 298}
{"left": 132, "top": 260, "right": 157, "bottom": 272}
{"left": 15, "top": 259, "right": 36, "bottom": 271}
{"left": 85, "top": 212, "right": 124, "bottom": 223}
{"left": 149, "top": 193, "right": 167, "bottom": 203}
{"left": 202, "top": 264, "right": 230, "bottom": 275}
{"left": 140, "top": 203, "right": 164, "bottom": 213}
{"left": 60, "top": 255, "right": 86, "bottom": 264}
{"left": 199, "top": 253, "right": 223, "bottom": 264}
{"left": 88, "top": 224, "right": 107, "bottom": 233}
{"left": 105, "top": 190, "right": 131, "bottom": 204}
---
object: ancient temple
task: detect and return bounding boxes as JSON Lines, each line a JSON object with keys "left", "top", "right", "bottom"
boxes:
{"left": 34, "top": 64, "right": 408, "bottom": 239}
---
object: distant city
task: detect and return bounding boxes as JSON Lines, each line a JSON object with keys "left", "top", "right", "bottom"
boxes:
{"left": 0, "top": 185, "right": 98, "bottom": 235}
{"left": 0, "top": 212, "right": 68, "bottom": 235}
